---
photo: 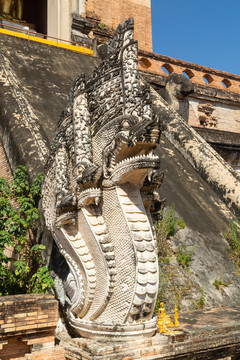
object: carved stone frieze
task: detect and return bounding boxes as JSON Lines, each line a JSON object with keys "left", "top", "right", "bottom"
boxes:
{"left": 42, "top": 18, "right": 163, "bottom": 338}
{"left": 198, "top": 103, "right": 218, "bottom": 128}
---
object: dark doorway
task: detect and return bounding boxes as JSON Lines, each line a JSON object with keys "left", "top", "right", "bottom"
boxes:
{"left": 23, "top": 0, "right": 47, "bottom": 34}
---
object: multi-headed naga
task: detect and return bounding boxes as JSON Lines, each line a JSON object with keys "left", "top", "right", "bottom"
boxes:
{"left": 42, "top": 18, "right": 164, "bottom": 338}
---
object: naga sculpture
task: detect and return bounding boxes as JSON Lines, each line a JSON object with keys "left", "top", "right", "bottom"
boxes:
{"left": 42, "top": 18, "right": 164, "bottom": 338}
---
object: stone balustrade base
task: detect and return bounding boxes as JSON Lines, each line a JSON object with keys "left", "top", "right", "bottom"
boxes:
{"left": 64, "top": 307, "right": 240, "bottom": 360}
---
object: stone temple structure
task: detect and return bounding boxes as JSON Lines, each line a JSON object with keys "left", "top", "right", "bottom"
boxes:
{"left": 42, "top": 18, "right": 163, "bottom": 339}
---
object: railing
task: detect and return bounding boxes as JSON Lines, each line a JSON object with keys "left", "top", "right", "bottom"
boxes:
{"left": 0, "top": 22, "right": 93, "bottom": 56}
{"left": 138, "top": 50, "right": 240, "bottom": 95}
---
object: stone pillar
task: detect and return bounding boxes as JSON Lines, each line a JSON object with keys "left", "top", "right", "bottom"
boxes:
{"left": 47, "top": 0, "right": 73, "bottom": 41}
{"left": 70, "top": 0, "right": 86, "bottom": 15}
{"left": 47, "top": 0, "right": 88, "bottom": 43}
{"left": 79, "top": 0, "right": 86, "bottom": 15}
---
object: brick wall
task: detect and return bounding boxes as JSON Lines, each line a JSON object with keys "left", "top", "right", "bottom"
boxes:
{"left": 86, "top": 0, "right": 152, "bottom": 52}
{"left": 0, "top": 140, "right": 12, "bottom": 183}
{"left": 138, "top": 50, "right": 240, "bottom": 94}
{"left": 0, "top": 294, "right": 65, "bottom": 360}
{"left": 137, "top": 51, "right": 240, "bottom": 140}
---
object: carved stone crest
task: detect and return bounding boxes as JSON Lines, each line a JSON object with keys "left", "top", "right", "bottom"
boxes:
{"left": 198, "top": 103, "right": 218, "bottom": 128}
{"left": 42, "top": 18, "right": 163, "bottom": 338}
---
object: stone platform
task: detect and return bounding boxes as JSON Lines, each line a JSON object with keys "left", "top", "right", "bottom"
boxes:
{"left": 0, "top": 294, "right": 65, "bottom": 360}
{"left": 64, "top": 307, "right": 240, "bottom": 360}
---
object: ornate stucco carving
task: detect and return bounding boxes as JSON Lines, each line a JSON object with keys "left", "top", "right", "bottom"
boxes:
{"left": 42, "top": 18, "right": 164, "bottom": 338}
{"left": 198, "top": 103, "right": 218, "bottom": 128}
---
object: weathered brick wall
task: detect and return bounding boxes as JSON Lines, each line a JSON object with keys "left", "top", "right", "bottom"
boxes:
{"left": 138, "top": 52, "right": 240, "bottom": 169}
{"left": 0, "top": 140, "right": 12, "bottom": 183}
{"left": 86, "top": 0, "right": 152, "bottom": 52}
{"left": 138, "top": 50, "right": 240, "bottom": 94}
{"left": 0, "top": 294, "right": 65, "bottom": 360}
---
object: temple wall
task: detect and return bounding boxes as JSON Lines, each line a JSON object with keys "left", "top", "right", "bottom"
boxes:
{"left": 188, "top": 98, "right": 240, "bottom": 134}
{"left": 46, "top": 0, "right": 152, "bottom": 51}
{"left": 0, "top": 19, "right": 240, "bottom": 358}
{"left": 139, "top": 50, "right": 240, "bottom": 173}
{"left": 149, "top": 81, "right": 240, "bottom": 218}
{"left": 0, "top": 140, "right": 12, "bottom": 183}
{"left": 47, "top": 0, "right": 73, "bottom": 41}
{"left": 0, "top": 294, "right": 65, "bottom": 360}
{"left": 86, "top": 0, "right": 152, "bottom": 51}
{"left": 138, "top": 50, "right": 240, "bottom": 94}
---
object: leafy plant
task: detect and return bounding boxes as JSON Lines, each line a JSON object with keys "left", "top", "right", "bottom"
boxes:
{"left": 177, "top": 246, "right": 194, "bottom": 268}
{"left": 212, "top": 272, "right": 231, "bottom": 290}
{"left": 226, "top": 219, "right": 240, "bottom": 254}
{"left": 225, "top": 219, "right": 240, "bottom": 274}
{"left": 195, "top": 288, "right": 205, "bottom": 309}
{"left": 177, "top": 217, "right": 186, "bottom": 229}
{"left": 161, "top": 256, "right": 170, "bottom": 264}
{"left": 0, "top": 166, "right": 53, "bottom": 296}
{"left": 155, "top": 203, "right": 179, "bottom": 257}
{"left": 213, "top": 278, "right": 230, "bottom": 290}
{"left": 162, "top": 203, "right": 178, "bottom": 238}
{"left": 97, "top": 22, "right": 107, "bottom": 30}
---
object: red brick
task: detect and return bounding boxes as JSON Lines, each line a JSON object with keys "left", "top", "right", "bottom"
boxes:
{"left": 86, "top": 0, "right": 152, "bottom": 52}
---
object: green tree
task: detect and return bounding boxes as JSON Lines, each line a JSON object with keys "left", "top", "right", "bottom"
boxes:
{"left": 0, "top": 166, "right": 53, "bottom": 295}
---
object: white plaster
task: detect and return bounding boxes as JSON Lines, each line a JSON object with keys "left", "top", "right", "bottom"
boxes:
{"left": 71, "top": 0, "right": 78, "bottom": 13}
{"left": 189, "top": 97, "right": 240, "bottom": 133}
{"left": 47, "top": 0, "right": 73, "bottom": 41}
{"left": 47, "top": 0, "right": 59, "bottom": 39}
{"left": 79, "top": 0, "right": 86, "bottom": 15}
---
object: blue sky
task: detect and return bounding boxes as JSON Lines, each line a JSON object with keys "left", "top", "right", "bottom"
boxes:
{"left": 151, "top": 0, "right": 240, "bottom": 75}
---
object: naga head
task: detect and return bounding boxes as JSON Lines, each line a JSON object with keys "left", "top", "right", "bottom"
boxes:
{"left": 42, "top": 18, "right": 164, "bottom": 339}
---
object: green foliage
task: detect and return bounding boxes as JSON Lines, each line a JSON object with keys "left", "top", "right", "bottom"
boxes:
{"left": 0, "top": 166, "right": 53, "bottom": 296}
{"left": 177, "top": 246, "right": 194, "bottom": 268}
{"left": 225, "top": 219, "right": 240, "bottom": 274}
{"left": 97, "top": 22, "right": 107, "bottom": 30}
{"left": 176, "top": 217, "right": 186, "bottom": 229}
{"left": 213, "top": 277, "right": 231, "bottom": 290}
{"left": 226, "top": 219, "right": 240, "bottom": 255}
{"left": 161, "top": 256, "right": 170, "bottom": 264}
{"left": 161, "top": 203, "right": 178, "bottom": 238}
{"left": 154, "top": 263, "right": 203, "bottom": 314}
{"left": 154, "top": 265, "right": 172, "bottom": 314}
{"left": 212, "top": 279, "right": 221, "bottom": 290}
{"left": 195, "top": 288, "right": 205, "bottom": 309}
{"left": 30, "top": 266, "right": 53, "bottom": 293}
{"left": 155, "top": 203, "right": 181, "bottom": 257}
{"left": 212, "top": 271, "right": 231, "bottom": 291}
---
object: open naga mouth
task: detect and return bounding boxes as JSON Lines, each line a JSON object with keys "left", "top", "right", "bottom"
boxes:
{"left": 105, "top": 129, "right": 160, "bottom": 186}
